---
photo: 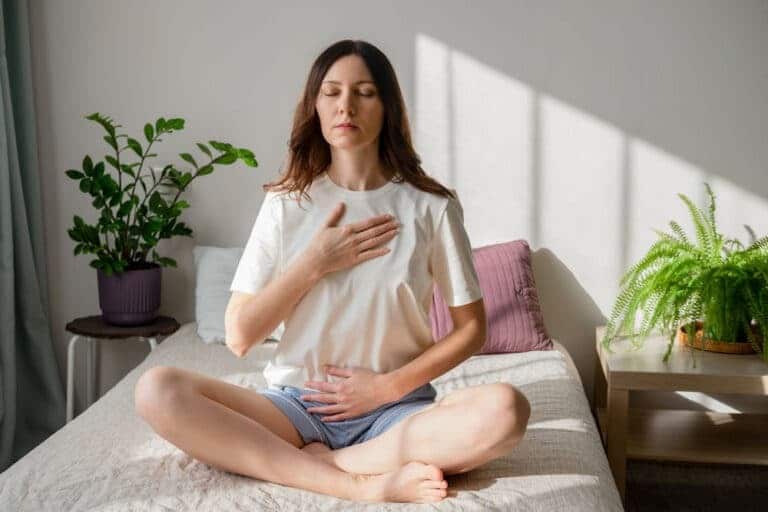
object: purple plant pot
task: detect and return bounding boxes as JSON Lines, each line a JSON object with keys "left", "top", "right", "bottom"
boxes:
{"left": 97, "top": 264, "right": 161, "bottom": 326}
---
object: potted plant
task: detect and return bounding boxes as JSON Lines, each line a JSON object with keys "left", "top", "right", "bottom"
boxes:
{"left": 65, "top": 113, "right": 258, "bottom": 326}
{"left": 600, "top": 182, "right": 768, "bottom": 363}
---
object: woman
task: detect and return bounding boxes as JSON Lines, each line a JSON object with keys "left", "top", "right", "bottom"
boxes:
{"left": 134, "top": 39, "right": 530, "bottom": 504}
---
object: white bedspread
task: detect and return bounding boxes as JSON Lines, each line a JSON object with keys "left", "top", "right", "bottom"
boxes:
{"left": 0, "top": 322, "right": 622, "bottom": 511}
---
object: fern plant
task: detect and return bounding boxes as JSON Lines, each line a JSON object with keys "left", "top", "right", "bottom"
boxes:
{"left": 600, "top": 182, "right": 768, "bottom": 363}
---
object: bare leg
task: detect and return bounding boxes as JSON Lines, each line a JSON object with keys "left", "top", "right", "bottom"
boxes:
{"left": 305, "top": 383, "right": 531, "bottom": 476}
{"left": 134, "top": 366, "right": 448, "bottom": 503}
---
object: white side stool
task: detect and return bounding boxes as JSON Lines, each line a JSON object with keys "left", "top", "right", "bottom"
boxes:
{"left": 65, "top": 315, "right": 180, "bottom": 423}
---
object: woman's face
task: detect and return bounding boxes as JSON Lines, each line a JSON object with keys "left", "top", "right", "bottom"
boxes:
{"left": 315, "top": 55, "right": 384, "bottom": 151}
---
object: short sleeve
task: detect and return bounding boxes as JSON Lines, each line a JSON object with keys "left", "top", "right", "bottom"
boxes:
{"left": 230, "top": 191, "right": 282, "bottom": 295}
{"left": 428, "top": 193, "right": 483, "bottom": 307}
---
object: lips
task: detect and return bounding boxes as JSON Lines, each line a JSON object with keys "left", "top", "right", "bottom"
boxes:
{"left": 335, "top": 123, "right": 357, "bottom": 128}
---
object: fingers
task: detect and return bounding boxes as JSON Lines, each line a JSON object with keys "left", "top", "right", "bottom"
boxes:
{"left": 347, "top": 212, "right": 394, "bottom": 233}
{"left": 306, "top": 404, "right": 346, "bottom": 415}
{"left": 324, "top": 202, "right": 346, "bottom": 227}
{"left": 319, "top": 414, "right": 349, "bottom": 422}
{"left": 356, "top": 223, "right": 399, "bottom": 252}
{"left": 325, "top": 366, "right": 353, "bottom": 377}
{"left": 299, "top": 393, "right": 336, "bottom": 403}
{"left": 357, "top": 246, "right": 392, "bottom": 262}
{"left": 304, "top": 381, "right": 339, "bottom": 393}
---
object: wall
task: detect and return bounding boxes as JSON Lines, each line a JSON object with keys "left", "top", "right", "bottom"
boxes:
{"left": 28, "top": 0, "right": 768, "bottom": 416}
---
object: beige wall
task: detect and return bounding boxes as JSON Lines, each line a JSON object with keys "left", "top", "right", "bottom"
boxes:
{"left": 29, "top": 0, "right": 768, "bottom": 416}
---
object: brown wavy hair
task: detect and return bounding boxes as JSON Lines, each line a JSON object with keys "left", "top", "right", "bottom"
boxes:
{"left": 263, "top": 39, "right": 456, "bottom": 208}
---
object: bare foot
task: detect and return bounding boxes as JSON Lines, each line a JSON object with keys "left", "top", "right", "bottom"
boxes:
{"left": 354, "top": 461, "right": 448, "bottom": 503}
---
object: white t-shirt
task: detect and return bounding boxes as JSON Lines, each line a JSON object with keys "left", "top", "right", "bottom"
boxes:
{"left": 230, "top": 171, "right": 483, "bottom": 390}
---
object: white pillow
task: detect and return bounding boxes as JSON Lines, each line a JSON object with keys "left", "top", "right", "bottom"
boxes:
{"left": 192, "top": 246, "right": 284, "bottom": 344}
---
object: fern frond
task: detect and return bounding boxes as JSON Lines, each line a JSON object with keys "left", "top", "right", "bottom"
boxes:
{"left": 746, "top": 235, "right": 768, "bottom": 253}
{"left": 744, "top": 224, "right": 757, "bottom": 245}
{"left": 677, "top": 191, "right": 715, "bottom": 259}
{"left": 669, "top": 220, "right": 691, "bottom": 246}
{"left": 704, "top": 182, "right": 718, "bottom": 239}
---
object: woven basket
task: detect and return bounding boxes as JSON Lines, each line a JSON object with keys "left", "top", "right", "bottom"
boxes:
{"left": 677, "top": 320, "right": 757, "bottom": 354}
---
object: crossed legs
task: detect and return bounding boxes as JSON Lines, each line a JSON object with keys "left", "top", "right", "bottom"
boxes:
{"left": 134, "top": 366, "right": 530, "bottom": 504}
{"left": 303, "top": 382, "right": 531, "bottom": 476}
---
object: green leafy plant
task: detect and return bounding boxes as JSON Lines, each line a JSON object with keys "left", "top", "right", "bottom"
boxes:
{"left": 66, "top": 113, "right": 258, "bottom": 275}
{"left": 600, "top": 182, "right": 768, "bottom": 363}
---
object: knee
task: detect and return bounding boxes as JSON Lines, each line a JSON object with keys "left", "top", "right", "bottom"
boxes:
{"left": 479, "top": 383, "right": 531, "bottom": 446}
{"left": 134, "top": 365, "right": 189, "bottom": 419}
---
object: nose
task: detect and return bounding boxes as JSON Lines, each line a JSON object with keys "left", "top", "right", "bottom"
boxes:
{"left": 337, "top": 90, "right": 355, "bottom": 116}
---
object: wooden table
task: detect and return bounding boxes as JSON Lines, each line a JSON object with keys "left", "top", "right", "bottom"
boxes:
{"left": 65, "top": 315, "right": 180, "bottom": 423}
{"left": 593, "top": 325, "right": 768, "bottom": 502}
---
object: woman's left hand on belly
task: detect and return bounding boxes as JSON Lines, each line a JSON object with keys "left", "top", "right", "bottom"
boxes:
{"left": 301, "top": 366, "right": 394, "bottom": 422}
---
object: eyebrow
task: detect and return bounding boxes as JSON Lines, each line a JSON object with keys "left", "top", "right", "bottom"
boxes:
{"left": 322, "top": 80, "right": 375, "bottom": 85}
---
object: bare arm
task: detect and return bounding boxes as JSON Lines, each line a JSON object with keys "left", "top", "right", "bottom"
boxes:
{"left": 224, "top": 252, "right": 322, "bottom": 357}
{"left": 384, "top": 298, "right": 487, "bottom": 400}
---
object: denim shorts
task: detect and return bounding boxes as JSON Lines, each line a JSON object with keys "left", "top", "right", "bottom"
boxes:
{"left": 258, "top": 382, "right": 437, "bottom": 449}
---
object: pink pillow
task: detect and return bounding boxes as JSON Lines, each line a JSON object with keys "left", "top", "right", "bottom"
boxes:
{"left": 429, "top": 239, "right": 553, "bottom": 354}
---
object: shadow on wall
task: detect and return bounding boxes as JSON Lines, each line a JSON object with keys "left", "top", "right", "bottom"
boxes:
{"left": 532, "top": 248, "right": 606, "bottom": 406}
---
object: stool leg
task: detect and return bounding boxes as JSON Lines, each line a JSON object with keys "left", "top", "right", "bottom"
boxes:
{"left": 86, "top": 336, "right": 94, "bottom": 409}
{"left": 66, "top": 335, "right": 85, "bottom": 423}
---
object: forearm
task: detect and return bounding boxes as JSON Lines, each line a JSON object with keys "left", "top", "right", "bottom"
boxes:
{"left": 384, "top": 321, "right": 485, "bottom": 401}
{"left": 227, "top": 253, "right": 323, "bottom": 357}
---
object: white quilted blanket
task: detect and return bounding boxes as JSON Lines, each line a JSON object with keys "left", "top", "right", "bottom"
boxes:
{"left": 0, "top": 322, "right": 622, "bottom": 511}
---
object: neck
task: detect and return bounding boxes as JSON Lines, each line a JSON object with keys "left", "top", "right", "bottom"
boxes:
{"left": 326, "top": 145, "right": 391, "bottom": 191}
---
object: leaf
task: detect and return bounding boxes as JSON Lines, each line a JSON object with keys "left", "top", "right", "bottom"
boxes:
{"left": 166, "top": 118, "right": 185, "bottom": 130}
{"left": 149, "top": 191, "right": 166, "bottom": 212}
{"left": 103, "top": 135, "right": 118, "bottom": 151}
{"left": 144, "top": 123, "right": 154, "bottom": 142}
{"left": 82, "top": 155, "right": 94, "bottom": 174}
{"left": 215, "top": 153, "right": 238, "bottom": 165}
{"left": 105, "top": 155, "right": 119, "bottom": 169}
{"left": 209, "top": 140, "right": 232, "bottom": 152}
{"left": 117, "top": 200, "right": 133, "bottom": 217}
{"left": 85, "top": 112, "right": 116, "bottom": 137}
{"left": 93, "top": 161, "right": 105, "bottom": 176}
{"left": 241, "top": 155, "right": 258, "bottom": 167}
{"left": 197, "top": 164, "right": 214, "bottom": 176}
{"left": 126, "top": 138, "right": 143, "bottom": 157}
{"left": 157, "top": 256, "right": 177, "bottom": 268}
{"left": 66, "top": 169, "right": 84, "bottom": 180}
{"left": 237, "top": 148, "right": 255, "bottom": 159}
{"left": 155, "top": 117, "right": 166, "bottom": 133}
{"left": 119, "top": 164, "right": 136, "bottom": 178}
{"left": 79, "top": 179, "right": 91, "bottom": 193}
{"left": 179, "top": 152, "right": 198, "bottom": 168}
{"left": 196, "top": 142, "right": 212, "bottom": 157}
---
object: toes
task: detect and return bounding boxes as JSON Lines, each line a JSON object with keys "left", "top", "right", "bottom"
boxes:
{"left": 424, "top": 464, "right": 443, "bottom": 482}
{"left": 424, "top": 488, "right": 448, "bottom": 498}
{"left": 421, "top": 479, "right": 448, "bottom": 489}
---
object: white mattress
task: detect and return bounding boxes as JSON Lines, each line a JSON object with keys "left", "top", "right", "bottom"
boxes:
{"left": 0, "top": 322, "right": 622, "bottom": 511}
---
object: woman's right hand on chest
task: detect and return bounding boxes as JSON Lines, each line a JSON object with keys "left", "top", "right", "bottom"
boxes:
{"left": 304, "top": 202, "right": 401, "bottom": 277}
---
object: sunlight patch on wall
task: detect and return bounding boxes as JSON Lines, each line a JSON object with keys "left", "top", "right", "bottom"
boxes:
{"left": 707, "top": 175, "right": 768, "bottom": 248}
{"left": 626, "top": 138, "right": 703, "bottom": 268}
{"left": 414, "top": 34, "right": 533, "bottom": 247}
{"left": 538, "top": 95, "right": 623, "bottom": 314}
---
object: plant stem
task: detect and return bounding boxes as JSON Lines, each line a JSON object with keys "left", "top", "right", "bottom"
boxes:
{"left": 124, "top": 137, "right": 157, "bottom": 262}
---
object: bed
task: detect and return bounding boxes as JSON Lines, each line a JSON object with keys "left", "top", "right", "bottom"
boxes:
{"left": 0, "top": 321, "right": 622, "bottom": 511}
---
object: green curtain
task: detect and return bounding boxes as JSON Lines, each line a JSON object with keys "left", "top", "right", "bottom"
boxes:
{"left": 1, "top": 0, "right": 65, "bottom": 472}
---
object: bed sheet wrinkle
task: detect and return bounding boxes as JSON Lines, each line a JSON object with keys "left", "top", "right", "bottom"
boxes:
{"left": 0, "top": 322, "right": 622, "bottom": 511}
